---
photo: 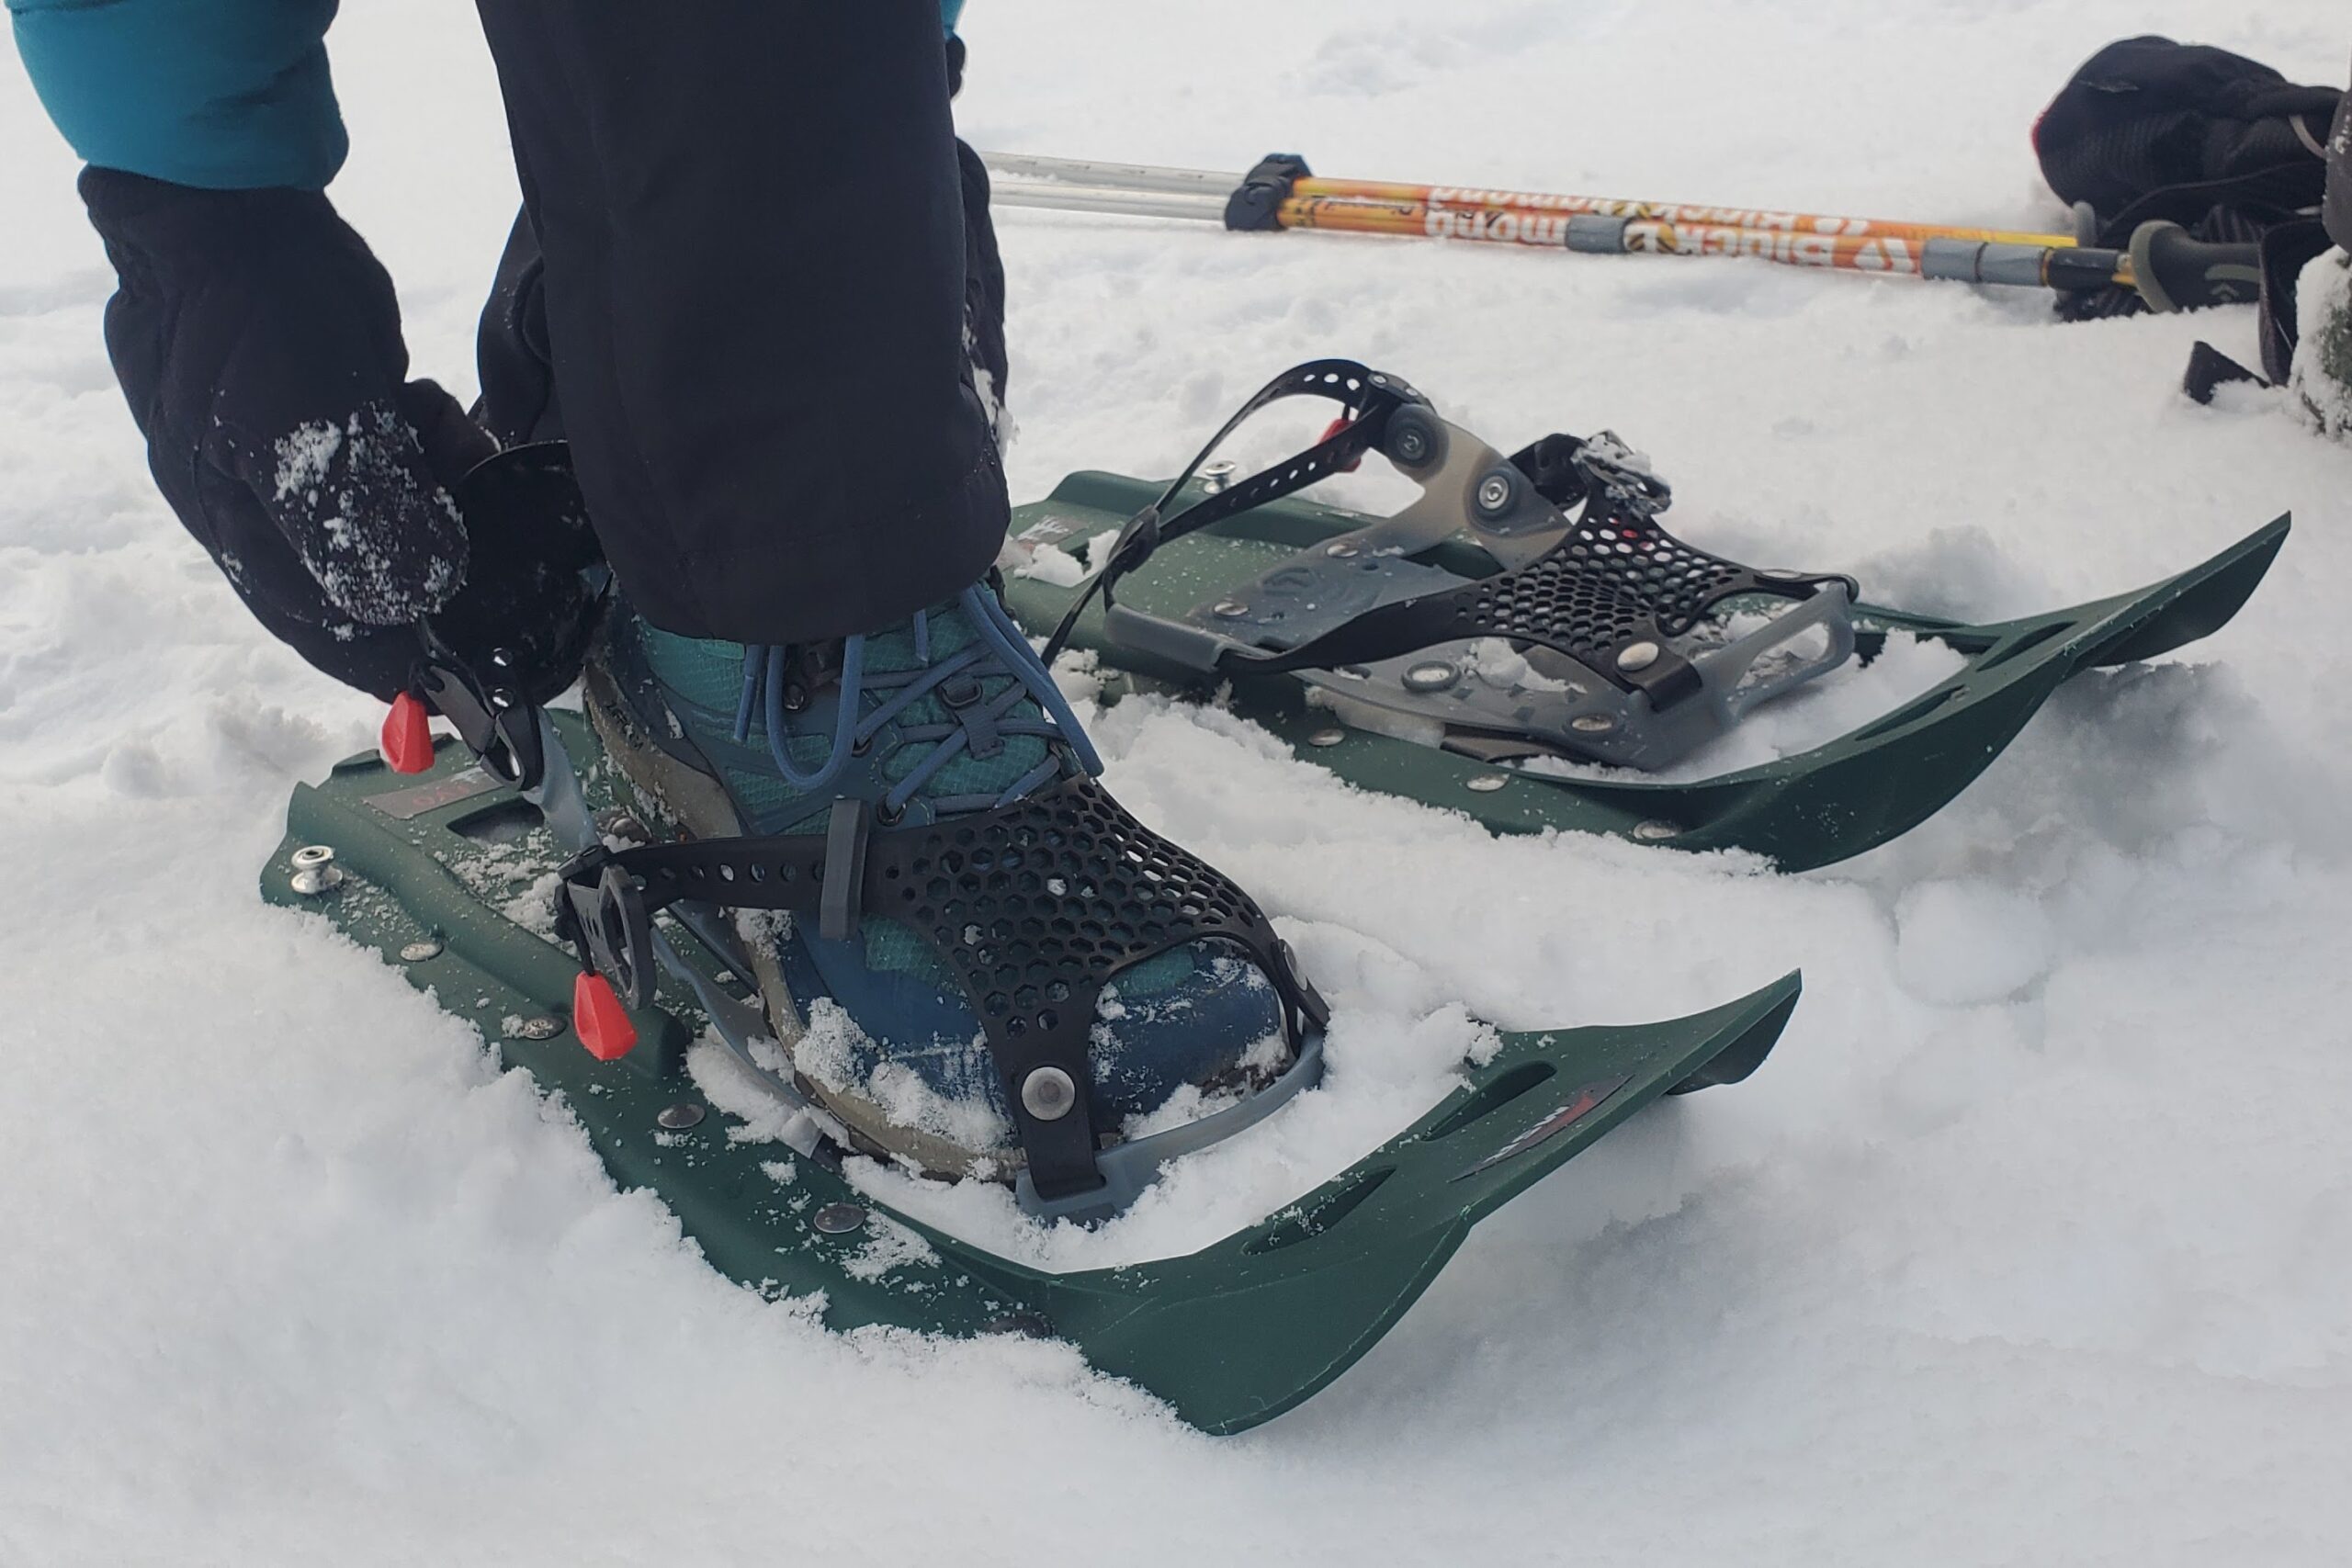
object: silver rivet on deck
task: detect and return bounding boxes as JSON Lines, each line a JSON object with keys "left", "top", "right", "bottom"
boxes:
{"left": 1306, "top": 728, "right": 1347, "bottom": 748}
{"left": 656, "top": 1102, "right": 707, "bottom": 1131}
{"left": 398, "top": 939, "right": 443, "bottom": 963}
{"left": 288, "top": 844, "right": 344, "bottom": 897}
{"left": 1570, "top": 714, "right": 1616, "bottom": 734}
{"left": 1632, "top": 819, "right": 1679, "bottom": 841}
{"left": 1021, "top": 1066, "right": 1077, "bottom": 1122}
{"left": 1615, "top": 640, "right": 1661, "bottom": 672}
{"left": 515, "top": 1016, "right": 561, "bottom": 1040}
{"left": 1212, "top": 600, "right": 1250, "bottom": 619}
{"left": 812, "top": 1202, "right": 868, "bottom": 1235}
{"left": 1325, "top": 541, "right": 1360, "bottom": 558}
{"left": 1402, "top": 660, "right": 1458, "bottom": 693}
{"left": 1465, "top": 773, "right": 1509, "bottom": 793}
{"left": 1199, "top": 458, "right": 1238, "bottom": 494}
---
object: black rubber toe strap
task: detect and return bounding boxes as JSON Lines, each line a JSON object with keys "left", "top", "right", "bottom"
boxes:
{"left": 557, "top": 778, "right": 1325, "bottom": 1201}
{"left": 1044, "top": 358, "right": 1426, "bottom": 662}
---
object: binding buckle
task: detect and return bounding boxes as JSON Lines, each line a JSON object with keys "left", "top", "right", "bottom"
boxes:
{"left": 413, "top": 625, "right": 546, "bottom": 791}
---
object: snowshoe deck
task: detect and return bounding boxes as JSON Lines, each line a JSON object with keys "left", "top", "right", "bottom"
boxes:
{"left": 1003, "top": 470, "right": 2288, "bottom": 872}
{"left": 261, "top": 715, "right": 1797, "bottom": 1434}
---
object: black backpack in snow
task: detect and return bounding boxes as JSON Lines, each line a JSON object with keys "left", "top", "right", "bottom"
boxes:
{"left": 2035, "top": 35, "right": 2339, "bottom": 246}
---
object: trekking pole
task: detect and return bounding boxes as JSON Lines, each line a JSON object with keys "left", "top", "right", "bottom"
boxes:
{"left": 985, "top": 150, "right": 2078, "bottom": 248}
{"left": 982, "top": 152, "right": 2262, "bottom": 311}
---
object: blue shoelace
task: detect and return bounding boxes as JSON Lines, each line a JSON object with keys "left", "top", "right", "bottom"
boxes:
{"left": 730, "top": 584, "right": 1103, "bottom": 818}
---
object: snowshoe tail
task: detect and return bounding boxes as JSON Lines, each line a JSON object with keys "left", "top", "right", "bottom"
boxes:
{"left": 261, "top": 716, "right": 1794, "bottom": 1434}
{"left": 1011, "top": 974, "right": 1799, "bottom": 1433}
{"left": 1003, "top": 467, "right": 2287, "bottom": 872}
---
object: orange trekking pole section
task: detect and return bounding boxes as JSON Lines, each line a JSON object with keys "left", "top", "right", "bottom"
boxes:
{"left": 1285, "top": 174, "right": 2075, "bottom": 249}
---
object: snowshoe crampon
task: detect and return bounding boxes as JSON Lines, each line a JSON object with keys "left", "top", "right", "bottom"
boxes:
{"left": 261, "top": 710, "right": 1796, "bottom": 1434}
{"left": 1003, "top": 359, "right": 2289, "bottom": 871}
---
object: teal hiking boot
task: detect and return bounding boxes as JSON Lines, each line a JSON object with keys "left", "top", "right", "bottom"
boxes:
{"left": 576, "top": 579, "right": 1325, "bottom": 1215}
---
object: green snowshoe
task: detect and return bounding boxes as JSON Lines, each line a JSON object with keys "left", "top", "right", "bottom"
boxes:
{"left": 262, "top": 715, "right": 1794, "bottom": 1434}
{"left": 260, "top": 445, "right": 1798, "bottom": 1433}
{"left": 1001, "top": 359, "right": 2287, "bottom": 872}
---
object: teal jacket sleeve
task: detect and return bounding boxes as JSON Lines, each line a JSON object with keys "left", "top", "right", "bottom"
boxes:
{"left": 7, "top": 0, "right": 346, "bottom": 189}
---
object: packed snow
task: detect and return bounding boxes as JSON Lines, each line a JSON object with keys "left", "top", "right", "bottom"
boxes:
{"left": 4, "top": 1, "right": 2350, "bottom": 1563}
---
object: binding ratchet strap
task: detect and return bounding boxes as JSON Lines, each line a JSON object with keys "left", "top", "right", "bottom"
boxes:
{"left": 555, "top": 777, "right": 1327, "bottom": 1202}
{"left": 410, "top": 622, "right": 548, "bottom": 791}
{"left": 1043, "top": 358, "right": 1428, "bottom": 662}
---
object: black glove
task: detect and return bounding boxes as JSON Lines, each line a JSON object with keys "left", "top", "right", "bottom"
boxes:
{"left": 80, "top": 166, "right": 592, "bottom": 701}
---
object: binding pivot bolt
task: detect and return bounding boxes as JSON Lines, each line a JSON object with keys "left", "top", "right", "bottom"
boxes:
{"left": 1021, "top": 1066, "right": 1078, "bottom": 1122}
{"left": 1615, "top": 641, "right": 1661, "bottom": 672}
{"left": 1476, "top": 472, "right": 1516, "bottom": 516}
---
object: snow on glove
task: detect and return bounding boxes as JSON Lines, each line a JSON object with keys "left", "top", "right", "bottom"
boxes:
{"left": 79, "top": 167, "right": 492, "bottom": 694}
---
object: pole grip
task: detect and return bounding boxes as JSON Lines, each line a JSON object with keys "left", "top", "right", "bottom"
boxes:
{"left": 2126, "top": 221, "right": 2264, "bottom": 314}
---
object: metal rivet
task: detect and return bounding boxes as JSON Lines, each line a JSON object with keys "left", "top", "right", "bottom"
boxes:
{"left": 812, "top": 1202, "right": 868, "bottom": 1235}
{"left": 656, "top": 1102, "right": 706, "bottom": 1131}
{"left": 1616, "top": 640, "right": 1662, "bottom": 672}
{"left": 1569, "top": 714, "right": 1616, "bottom": 734}
{"left": 1632, "top": 819, "right": 1679, "bottom": 841}
{"left": 1325, "top": 541, "right": 1360, "bottom": 558}
{"left": 1476, "top": 473, "right": 1514, "bottom": 515}
{"left": 288, "top": 844, "right": 344, "bottom": 897}
{"left": 1021, "top": 1066, "right": 1077, "bottom": 1122}
{"left": 1465, "top": 773, "right": 1510, "bottom": 793}
{"left": 1306, "top": 728, "right": 1347, "bottom": 748}
{"left": 1199, "top": 458, "right": 1238, "bottom": 494}
{"left": 398, "top": 939, "right": 443, "bottom": 963}
{"left": 1403, "top": 660, "right": 1458, "bottom": 693}
{"left": 1212, "top": 600, "right": 1250, "bottom": 619}
{"left": 515, "top": 1016, "right": 561, "bottom": 1040}
{"left": 1391, "top": 425, "right": 1430, "bottom": 463}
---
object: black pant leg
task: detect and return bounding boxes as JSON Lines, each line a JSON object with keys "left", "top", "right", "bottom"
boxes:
{"left": 472, "top": 0, "right": 1008, "bottom": 645}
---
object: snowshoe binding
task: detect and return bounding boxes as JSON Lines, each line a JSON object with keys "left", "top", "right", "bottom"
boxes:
{"left": 1003, "top": 359, "right": 2289, "bottom": 870}
{"left": 568, "top": 571, "right": 1328, "bottom": 1222}
{"left": 260, "top": 444, "right": 1799, "bottom": 1432}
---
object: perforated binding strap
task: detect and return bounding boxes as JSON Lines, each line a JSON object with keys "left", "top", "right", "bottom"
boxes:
{"left": 556, "top": 778, "right": 1328, "bottom": 1201}
{"left": 1043, "top": 358, "right": 1426, "bottom": 662}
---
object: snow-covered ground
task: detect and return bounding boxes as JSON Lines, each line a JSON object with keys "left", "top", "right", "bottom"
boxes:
{"left": 5, "top": 2, "right": 2349, "bottom": 1562}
